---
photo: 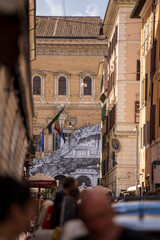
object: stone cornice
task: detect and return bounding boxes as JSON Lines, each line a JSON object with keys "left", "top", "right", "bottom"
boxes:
{"left": 34, "top": 104, "right": 101, "bottom": 110}
{"left": 53, "top": 71, "right": 71, "bottom": 77}
{"left": 79, "top": 70, "right": 96, "bottom": 77}
{"left": 36, "top": 37, "right": 108, "bottom": 45}
{"left": 36, "top": 45, "right": 107, "bottom": 56}
{"left": 103, "top": 0, "right": 137, "bottom": 37}
{"left": 140, "top": 0, "right": 151, "bottom": 19}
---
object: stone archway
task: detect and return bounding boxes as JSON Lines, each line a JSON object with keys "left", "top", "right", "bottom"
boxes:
{"left": 77, "top": 175, "right": 91, "bottom": 187}
{"left": 54, "top": 175, "right": 66, "bottom": 191}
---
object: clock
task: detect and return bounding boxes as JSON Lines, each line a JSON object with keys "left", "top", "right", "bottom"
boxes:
{"left": 111, "top": 138, "right": 120, "bottom": 152}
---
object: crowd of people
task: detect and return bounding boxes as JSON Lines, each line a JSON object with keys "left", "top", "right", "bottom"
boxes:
{"left": 0, "top": 176, "right": 154, "bottom": 240}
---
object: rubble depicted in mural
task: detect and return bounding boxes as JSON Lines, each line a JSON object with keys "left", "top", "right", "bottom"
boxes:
{"left": 30, "top": 125, "right": 101, "bottom": 187}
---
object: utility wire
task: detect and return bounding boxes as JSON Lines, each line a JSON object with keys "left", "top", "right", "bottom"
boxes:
{"left": 34, "top": 15, "right": 160, "bottom": 26}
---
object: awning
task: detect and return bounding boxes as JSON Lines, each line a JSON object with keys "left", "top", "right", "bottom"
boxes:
{"left": 29, "top": 173, "right": 56, "bottom": 188}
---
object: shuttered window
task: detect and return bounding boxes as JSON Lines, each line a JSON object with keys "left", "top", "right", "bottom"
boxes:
{"left": 141, "top": 79, "right": 144, "bottom": 106}
{"left": 106, "top": 105, "right": 116, "bottom": 134}
{"left": 150, "top": 39, "right": 157, "bottom": 80}
{"left": 137, "top": 60, "right": 140, "bottom": 81}
{"left": 114, "top": 63, "right": 117, "bottom": 85}
{"left": 102, "top": 133, "right": 106, "bottom": 151}
{"left": 115, "top": 26, "right": 118, "bottom": 44}
{"left": 141, "top": 127, "right": 143, "bottom": 148}
{"left": 107, "top": 26, "right": 118, "bottom": 62}
{"left": 147, "top": 121, "right": 150, "bottom": 144}
{"left": 143, "top": 124, "right": 147, "bottom": 146}
{"left": 135, "top": 101, "right": 140, "bottom": 123}
{"left": 150, "top": 105, "right": 156, "bottom": 143}
{"left": 101, "top": 104, "right": 106, "bottom": 122}
{"left": 145, "top": 73, "right": 148, "bottom": 102}
{"left": 102, "top": 160, "right": 106, "bottom": 177}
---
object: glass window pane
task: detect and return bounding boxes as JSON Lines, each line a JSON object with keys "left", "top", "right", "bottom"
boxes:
{"left": 33, "top": 76, "right": 41, "bottom": 95}
{"left": 84, "top": 76, "right": 91, "bottom": 95}
{"left": 59, "top": 77, "right": 66, "bottom": 95}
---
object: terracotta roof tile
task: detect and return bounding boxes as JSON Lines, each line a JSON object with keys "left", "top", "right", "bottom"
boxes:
{"left": 36, "top": 16, "right": 101, "bottom": 38}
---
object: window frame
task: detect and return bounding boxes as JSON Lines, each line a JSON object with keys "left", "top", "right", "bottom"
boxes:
{"left": 84, "top": 76, "right": 92, "bottom": 96}
{"left": 58, "top": 76, "right": 66, "bottom": 95}
{"left": 33, "top": 76, "right": 41, "bottom": 95}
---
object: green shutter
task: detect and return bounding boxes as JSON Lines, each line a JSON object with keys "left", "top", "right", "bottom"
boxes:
{"left": 101, "top": 104, "right": 106, "bottom": 122}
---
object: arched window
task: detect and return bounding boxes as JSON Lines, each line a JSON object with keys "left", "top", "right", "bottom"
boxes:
{"left": 33, "top": 76, "right": 41, "bottom": 95}
{"left": 58, "top": 76, "right": 66, "bottom": 95}
{"left": 84, "top": 76, "right": 92, "bottom": 95}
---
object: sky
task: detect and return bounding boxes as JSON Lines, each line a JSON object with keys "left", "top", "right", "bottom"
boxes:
{"left": 36, "top": 0, "right": 109, "bottom": 19}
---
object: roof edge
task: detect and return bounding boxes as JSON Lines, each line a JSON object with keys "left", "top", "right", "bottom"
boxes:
{"left": 36, "top": 15, "right": 101, "bottom": 19}
{"left": 130, "top": 0, "right": 146, "bottom": 18}
{"left": 36, "top": 36, "right": 99, "bottom": 39}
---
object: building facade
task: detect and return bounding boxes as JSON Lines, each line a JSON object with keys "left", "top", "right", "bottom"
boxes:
{"left": 100, "top": 0, "right": 141, "bottom": 196}
{"left": 31, "top": 17, "right": 107, "bottom": 159}
{"left": 0, "top": 0, "right": 34, "bottom": 179}
{"left": 131, "top": 0, "right": 160, "bottom": 192}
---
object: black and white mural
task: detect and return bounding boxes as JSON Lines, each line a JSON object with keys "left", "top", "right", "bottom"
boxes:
{"left": 30, "top": 125, "right": 101, "bottom": 187}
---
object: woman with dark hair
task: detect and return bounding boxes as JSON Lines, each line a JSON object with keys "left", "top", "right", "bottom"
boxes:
{"left": 0, "top": 176, "right": 33, "bottom": 240}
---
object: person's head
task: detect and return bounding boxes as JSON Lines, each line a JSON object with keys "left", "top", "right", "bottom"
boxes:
{"left": 63, "top": 177, "right": 77, "bottom": 194}
{"left": 79, "top": 190, "right": 113, "bottom": 240}
{"left": 0, "top": 176, "right": 33, "bottom": 236}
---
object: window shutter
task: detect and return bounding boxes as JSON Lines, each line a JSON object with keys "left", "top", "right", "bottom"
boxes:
{"left": 150, "top": 39, "right": 157, "bottom": 80}
{"left": 101, "top": 104, "right": 106, "bottom": 122}
{"left": 141, "top": 127, "right": 143, "bottom": 148}
{"left": 147, "top": 121, "right": 150, "bottom": 144}
{"left": 115, "top": 25, "right": 118, "bottom": 45}
{"left": 137, "top": 59, "right": 140, "bottom": 81}
{"left": 114, "top": 63, "right": 116, "bottom": 85}
{"left": 152, "top": 105, "right": 155, "bottom": 140}
{"left": 106, "top": 156, "right": 109, "bottom": 173}
{"left": 135, "top": 101, "right": 140, "bottom": 123}
{"left": 106, "top": 116, "right": 108, "bottom": 135}
{"left": 145, "top": 73, "right": 148, "bottom": 102}
{"left": 144, "top": 124, "right": 147, "bottom": 146}
{"left": 150, "top": 105, "right": 156, "bottom": 142}
{"left": 154, "top": 39, "right": 157, "bottom": 72}
{"left": 143, "top": 125, "right": 145, "bottom": 146}
{"left": 102, "top": 160, "right": 106, "bottom": 177}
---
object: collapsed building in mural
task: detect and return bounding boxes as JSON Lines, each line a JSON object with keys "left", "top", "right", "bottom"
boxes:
{"left": 30, "top": 125, "right": 101, "bottom": 187}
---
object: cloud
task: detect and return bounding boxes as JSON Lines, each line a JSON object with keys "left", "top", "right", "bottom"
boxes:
{"left": 85, "top": 4, "right": 99, "bottom": 16}
{"left": 73, "top": 12, "right": 83, "bottom": 16}
{"left": 44, "top": 0, "right": 63, "bottom": 15}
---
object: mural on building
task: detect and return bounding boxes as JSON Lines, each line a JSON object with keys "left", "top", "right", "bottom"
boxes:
{"left": 30, "top": 125, "right": 101, "bottom": 187}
